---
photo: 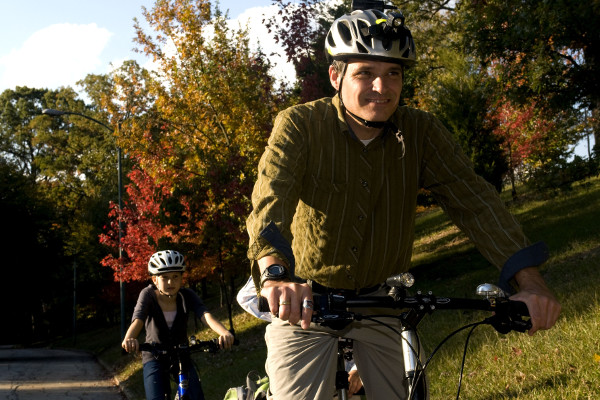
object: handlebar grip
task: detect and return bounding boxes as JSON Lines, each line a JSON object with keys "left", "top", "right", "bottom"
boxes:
{"left": 509, "top": 300, "right": 530, "bottom": 316}
{"left": 258, "top": 296, "right": 270, "bottom": 313}
{"left": 138, "top": 343, "right": 153, "bottom": 352}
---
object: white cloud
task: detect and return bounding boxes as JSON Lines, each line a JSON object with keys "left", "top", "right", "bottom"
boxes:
{"left": 229, "top": 5, "right": 296, "bottom": 85}
{"left": 0, "top": 23, "right": 112, "bottom": 90}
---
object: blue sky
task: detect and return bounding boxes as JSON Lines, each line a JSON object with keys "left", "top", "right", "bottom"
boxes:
{"left": 0, "top": 0, "right": 291, "bottom": 92}
{"left": 0, "top": 1, "right": 594, "bottom": 155}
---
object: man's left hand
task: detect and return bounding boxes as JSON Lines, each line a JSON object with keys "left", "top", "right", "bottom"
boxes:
{"left": 510, "top": 267, "right": 561, "bottom": 335}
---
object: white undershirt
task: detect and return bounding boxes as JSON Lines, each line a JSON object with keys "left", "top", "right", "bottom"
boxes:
{"left": 163, "top": 310, "right": 177, "bottom": 328}
{"left": 360, "top": 138, "right": 374, "bottom": 146}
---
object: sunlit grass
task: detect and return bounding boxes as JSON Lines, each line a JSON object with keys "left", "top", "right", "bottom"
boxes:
{"left": 414, "top": 176, "right": 600, "bottom": 399}
{"left": 56, "top": 176, "right": 600, "bottom": 399}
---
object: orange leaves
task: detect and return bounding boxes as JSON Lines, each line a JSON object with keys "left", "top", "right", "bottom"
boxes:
{"left": 511, "top": 346, "right": 523, "bottom": 356}
{"left": 100, "top": 0, "right": 285, "bottom": 284}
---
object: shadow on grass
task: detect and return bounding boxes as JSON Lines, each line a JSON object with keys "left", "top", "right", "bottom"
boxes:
{"left": 476, "top": 373, "right": 570, "bottom": 400}
{"left": 512, "top": 183, "right": 600, "bottom": 256}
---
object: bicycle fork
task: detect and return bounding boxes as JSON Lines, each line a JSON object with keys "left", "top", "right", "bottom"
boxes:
{"left": 178, "top": 368, "right": 189, "bottom": 398}
{"left": 176, "top": 350, "right": 190, "bottom": 399}
{"left": 335, "top": 339, "right": 350, "bottom": 400}
{"left": 401, "top": 327, "right": 427, "bottom": 400}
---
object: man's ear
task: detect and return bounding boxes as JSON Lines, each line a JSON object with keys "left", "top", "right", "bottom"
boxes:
{"left": 328, "top": 65, "right": 340, "bottom": 91}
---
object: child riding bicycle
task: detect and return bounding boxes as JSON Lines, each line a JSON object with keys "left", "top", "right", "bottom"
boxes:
{"left": 122, "top": 250, "right": 235, "bottom": 400}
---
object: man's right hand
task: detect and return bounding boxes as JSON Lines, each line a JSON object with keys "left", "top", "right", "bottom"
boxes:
{"left": 261, "top": 280, "right": 313, "bottom": 330}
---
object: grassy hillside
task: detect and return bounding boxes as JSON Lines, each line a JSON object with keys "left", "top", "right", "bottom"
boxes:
{"left": 56, "top": 176, "right": 600, "bottom": 399}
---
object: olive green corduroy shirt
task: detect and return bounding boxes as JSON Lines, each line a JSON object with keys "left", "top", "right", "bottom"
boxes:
{"left": 247, "top": 95, "right": 530, "bottom": 290}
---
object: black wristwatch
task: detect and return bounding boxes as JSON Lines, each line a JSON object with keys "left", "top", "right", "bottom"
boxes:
{"left": 260, "top": 264, "right": 289, "bottom": 287}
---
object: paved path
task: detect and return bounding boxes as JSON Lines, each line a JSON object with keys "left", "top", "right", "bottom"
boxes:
{"left": 0, "top": 347, "right": 125, "bottom": 400}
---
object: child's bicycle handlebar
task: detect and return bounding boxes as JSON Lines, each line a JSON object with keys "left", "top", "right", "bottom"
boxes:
{"left": 138, "top": 336, "right": 239, "bottom": 355}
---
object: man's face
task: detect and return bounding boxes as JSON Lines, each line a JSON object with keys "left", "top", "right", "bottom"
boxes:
{"left": 329, "top": 59, "right": 403, "bottom": 123}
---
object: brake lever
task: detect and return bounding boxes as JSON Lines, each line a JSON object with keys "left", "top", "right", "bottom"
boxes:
{"left": 485, "top": 314, "right": 532, "bottom": 334}
{"left": 486, "top": 297, "right": 532, "bottom": 334}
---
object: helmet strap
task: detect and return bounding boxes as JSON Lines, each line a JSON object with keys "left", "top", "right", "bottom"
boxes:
{"left": 345, "top": 108, "right": 388, "bottom": 129}
{"left": 158, "top": 289, "right": 176, "bottom": 298}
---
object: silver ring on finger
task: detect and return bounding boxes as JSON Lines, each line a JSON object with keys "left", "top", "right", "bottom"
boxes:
{"left": 302, "top": 299, "right": 313, "bottom": 309}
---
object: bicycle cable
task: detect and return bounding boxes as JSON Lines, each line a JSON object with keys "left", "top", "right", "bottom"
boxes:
{"left": 455, "top": 323, "right": 480, "bottom": 400}
{"left": 360, "top": 315, "right": 423, "bottom": 365}
{"left": 353, "top": 314, "right": 484, "bottom": 399}
{"left": 412, "top": 320, "right": 486, "bottom": 400}
{"left": 356, "top": 315, "right": 428, "bottom": 398}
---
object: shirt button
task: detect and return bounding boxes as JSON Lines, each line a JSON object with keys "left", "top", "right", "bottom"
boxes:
{"left": 352, "top": 246, "right": 358, "bottom": 253}
{"left": 361, "top": 180, "right": 368, "bottom": 188}
{"left": 358, "top": 215, "right": 364, "bottom": 221}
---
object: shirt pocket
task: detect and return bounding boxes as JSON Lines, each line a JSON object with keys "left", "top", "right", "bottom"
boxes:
{"left": 294, "top": 175, "right": 352, "bottom": 267}
{"left": 298, "top": 174, "right": 349, "bottom": 224}
{"left": 309, "top": 174, "right": 347, "bottom": 194}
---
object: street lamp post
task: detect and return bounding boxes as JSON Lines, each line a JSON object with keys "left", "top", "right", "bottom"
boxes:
{"left": 42, "top": 108, "right": 127, "bottom": 341}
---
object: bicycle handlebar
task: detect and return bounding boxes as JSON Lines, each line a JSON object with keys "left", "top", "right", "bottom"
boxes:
{"left": 312, "top": 291, "right": 531, "bottom": 333}
{"left": 139, "top": 336, "right": 240, "bottom": 356}
{"left": 258, "top": 284, "right": 532, "bottom": 334}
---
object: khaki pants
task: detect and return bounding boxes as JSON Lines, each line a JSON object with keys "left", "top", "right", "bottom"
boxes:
{"left": 265, "top": 292, "right": 421, "bottom": 400}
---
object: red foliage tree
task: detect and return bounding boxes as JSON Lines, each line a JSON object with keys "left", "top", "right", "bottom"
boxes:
{"left": 490, "top": 97, "right": 562, "bottom": 195}
{"left": 99, "top": 166, "right": 175, "bottom": 282}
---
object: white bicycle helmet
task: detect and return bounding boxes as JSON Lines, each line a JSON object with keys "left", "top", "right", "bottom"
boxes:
{"left": 325, "top": 8, "right": 416, "bottom": 66}
{"left": 148, "top": 250, "right": 186, "bottom": 275}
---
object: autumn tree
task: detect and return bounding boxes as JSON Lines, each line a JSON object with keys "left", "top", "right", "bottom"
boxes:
{"left": 265, "top": 0, "right": 349, "bottom": 102}
{"left": 490, "top": 97, "right": 576, "bottom": 195}
{"left": 100, "top": 165, "right": 174, "bottom": 283}
{"left": 99, "top": 0, "right": 286, "bottom": 294}
{"left": 460, "top": 0, "right": 600, "bottom": 151}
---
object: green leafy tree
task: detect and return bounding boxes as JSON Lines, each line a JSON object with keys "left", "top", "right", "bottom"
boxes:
{"left": 0, "top": 158, "right": 65, "bottom": 344}
{"left": 425, "top": 52, "right": 508, "bottom": 192}
{"left": 460, "top": 0, "right": 600, "bottom": 149}
{"left": 0, "top": 86, "right": 122, "bottom": 341}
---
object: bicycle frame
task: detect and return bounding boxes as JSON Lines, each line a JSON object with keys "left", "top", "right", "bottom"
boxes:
{"left": 139, "top": 336, "right": 230, "bottom": 400}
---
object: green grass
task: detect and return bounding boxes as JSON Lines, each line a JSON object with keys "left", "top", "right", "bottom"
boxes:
{"left": 55, "top": 176, "right": 600, "bottom": 399}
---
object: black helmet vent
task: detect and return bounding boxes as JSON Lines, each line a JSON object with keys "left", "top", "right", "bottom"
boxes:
{"left": 338, "top": 21, "right": 353, "bottom": 45}
{"left": 327, "top": 32, "right": 335, "bottom": 48}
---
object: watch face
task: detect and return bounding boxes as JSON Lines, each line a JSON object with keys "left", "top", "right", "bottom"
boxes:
{"left": 267, "top": 264, "right": 286, "bottom": 276}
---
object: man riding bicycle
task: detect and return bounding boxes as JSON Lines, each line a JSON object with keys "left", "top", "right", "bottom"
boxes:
{"left": 246, "top": 5, "right": 561, "bottom": 400}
